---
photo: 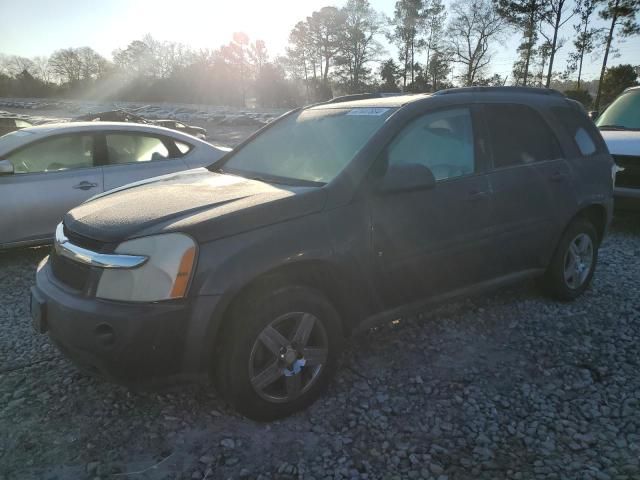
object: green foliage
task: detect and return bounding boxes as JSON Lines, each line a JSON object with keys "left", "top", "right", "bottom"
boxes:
{"left": 563, "top": 88, "right": 594, "bottom": 108}
{"left": 599, "top": 64, "right": 639, "bottom": 106}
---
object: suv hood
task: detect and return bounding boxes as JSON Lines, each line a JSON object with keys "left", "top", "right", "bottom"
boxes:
{"left": 64, "top": 168, "right": 326, "bottom": 244}
{"left": 600, "top": 130, "right": 640, "bottom": 156}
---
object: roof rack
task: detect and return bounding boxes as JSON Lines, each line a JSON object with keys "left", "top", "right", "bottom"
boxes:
{"left": 433, "top": 86, "right": 565, "bottom": 97}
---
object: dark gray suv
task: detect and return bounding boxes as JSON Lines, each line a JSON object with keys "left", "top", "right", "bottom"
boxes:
{"left": 32, "top": 87, "right": 615, "bottom": 420}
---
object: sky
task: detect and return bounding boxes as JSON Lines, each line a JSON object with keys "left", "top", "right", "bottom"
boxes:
{"left": 0, "top": 0, "right": 638, "bottom": 82}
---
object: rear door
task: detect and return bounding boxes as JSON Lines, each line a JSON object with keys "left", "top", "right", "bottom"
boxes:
{"left": 101, "top": 132, "right": 189, "bottom": 191}
{"left": 480, "top": 103, "right": 577, "bottom": 275}
{"left": 370, "top": 106, "right": 495, "bottom": 306}
{"left": 0, "top": 133, "right": 103, "bottom": 246}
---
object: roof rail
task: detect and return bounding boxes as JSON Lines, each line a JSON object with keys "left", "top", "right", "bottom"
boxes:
{"left": 323, "top": 93, "right": 385, "bottom": 104}
{"left": 433, "top": 86, "right": 565, "bottom": 97}
{"left": 314, "top": 92, "right": 409, "bottom": 106}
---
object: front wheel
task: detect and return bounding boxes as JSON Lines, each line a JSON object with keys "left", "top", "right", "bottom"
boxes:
{"left": 215, "top": 286, "right": 343, "bottom": 421}
{"left": 541, "top": 218, "right": 599, "bottom": 301}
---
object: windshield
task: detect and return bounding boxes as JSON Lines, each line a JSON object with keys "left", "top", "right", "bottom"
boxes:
{"left": 596, "top": 89, "right": 640, "bottom": 130}
{"left": 219, "top": 107, "right": 395, "bottom": 184}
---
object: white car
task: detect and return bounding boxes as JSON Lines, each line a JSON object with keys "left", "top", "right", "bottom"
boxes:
{"left": 596, "top": 86, "right": 640, "bottom": 210}
{"left": 0, "top": 122, "right": 230, "bottom": 248}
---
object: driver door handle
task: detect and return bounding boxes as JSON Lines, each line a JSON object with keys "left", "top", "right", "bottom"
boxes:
{"left": 73, "top": 181, "right": 98, "bottom": 190}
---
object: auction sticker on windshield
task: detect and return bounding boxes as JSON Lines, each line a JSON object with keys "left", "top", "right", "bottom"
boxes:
{"left": 347, "top": 108, "right": 390, "bottom": 116}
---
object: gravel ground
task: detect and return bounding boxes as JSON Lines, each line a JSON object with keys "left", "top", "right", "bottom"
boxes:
{"left": 1, "top": 212, "right": 639, "bottom": 480}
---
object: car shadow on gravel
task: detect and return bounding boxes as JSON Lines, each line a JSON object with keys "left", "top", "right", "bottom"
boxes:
{"left": 2, "top": 214, "right": 640, "bottom": 479}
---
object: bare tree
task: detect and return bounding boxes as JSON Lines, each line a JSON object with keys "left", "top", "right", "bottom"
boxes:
{"left": 50, "top": 47, "right": 106, "bottom": 84}
{"left": 448, "top": 0, "right": 508, "bottom": 86}
{"left": 31, "top": 56, "right": 52, "bottom": 83}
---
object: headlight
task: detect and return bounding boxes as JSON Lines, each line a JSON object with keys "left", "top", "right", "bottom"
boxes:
{"left": 96, "top": 233, "right": 197, "bottom": 302}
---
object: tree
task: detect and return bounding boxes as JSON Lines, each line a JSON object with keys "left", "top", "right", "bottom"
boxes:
{"left": 389, "top": 0, "right": 425, "bottom": 88}
{"left": 249, "top": 40, "right": 269, "bottom": 75}
{"left": 599, "top": 64, "right": 638, "bottom": 106}
{"left": 113, "top": 39, "right": 155, "bottom": 78}
{"left": 594, "top": 0, "right": 640, "bottom": 110}
{"left": 335, "top": 0, "right": 386, "bottom": 93}
{"left": 448, "top": 0, "right": 508, "bottom": 86}
{"left": 379, "top": 58, "right": 401, "bottom": 91}
{"left": 422, "top": 0, "right": 447, "bottom": 77}
{"left": 540, "top": 0, "right": 575, "bottom": 87}
{"left": 426, "top": 50, "right": 452, "bottom": 90}
{"left": 566, "top": 0, "right": 601, "bottom": 88}
{"left": 307, "top": 6, "right": 346, "bottom": 88}
{"left": 563, "top": 88, "right": 593, "bottom": 107}
{"left": 495, "top": 0, "right": 550, "bottom": 85}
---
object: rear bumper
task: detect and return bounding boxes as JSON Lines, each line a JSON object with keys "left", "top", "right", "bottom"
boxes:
{"left": 34, "top": 256, "right": 221, "bottom": 386}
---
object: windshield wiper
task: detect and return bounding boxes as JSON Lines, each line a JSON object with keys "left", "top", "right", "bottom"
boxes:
{"left": 598, "top": 124, "right": 629, "bottom": 131}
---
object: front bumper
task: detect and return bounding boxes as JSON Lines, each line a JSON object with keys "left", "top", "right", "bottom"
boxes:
{"left": 33, "top": 256, "right": 220, "bottom": 385}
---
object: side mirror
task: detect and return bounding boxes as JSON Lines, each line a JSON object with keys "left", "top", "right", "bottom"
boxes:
{"left": 377, "top": 163, "right": 436, "bottom": 194}
{"left": 0, "top": 159, "right": 14, "bottom": 175}
{"left": 588, "top": 111, "right": 599, "bottom": 121}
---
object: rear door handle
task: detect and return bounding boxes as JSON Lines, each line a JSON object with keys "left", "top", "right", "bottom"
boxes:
{"left": 550, "top": 172, "right": 567, "bottom": 182}
{"left": 467, "top": 190, "right": 490, "bottom": 201}
{"left": 73, "top": 181, "right": 98, "bottom": 190}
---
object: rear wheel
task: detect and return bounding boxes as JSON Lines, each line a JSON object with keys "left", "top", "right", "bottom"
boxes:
{"left": 541, "top": 218, "right": 598, "bottom": 301}
{"left": 216, "top": 286, "right": 342, "bottom": 421}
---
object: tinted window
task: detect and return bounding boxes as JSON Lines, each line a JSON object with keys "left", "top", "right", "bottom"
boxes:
{"left": 106, "top": 134, "right": 170, "bottom": 164}
{"left": 484, "top": 104, "right": 562, "bottom": 168}
{"left": 552, "top": 105, "right": 601, "bottom": 156}
{"left": 596, "top": 89, "right": 640, "bottom": 130}
{"left": 8, "top": 135, "right": 94, "bottom": 173}
{"left": 223, "top": 107, "right": 395, "bottom": 184}
{"left": 387, "top": 108, "right": 475, "bottom": 181}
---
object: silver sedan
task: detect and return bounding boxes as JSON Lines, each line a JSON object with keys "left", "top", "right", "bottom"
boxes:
{"left": 0, "top": 122, "right": 230, "bottom": 249}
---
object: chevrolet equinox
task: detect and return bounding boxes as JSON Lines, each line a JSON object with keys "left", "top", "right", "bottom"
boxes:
{"left": 32, "top": 87, "right": 615, "bottom": 420}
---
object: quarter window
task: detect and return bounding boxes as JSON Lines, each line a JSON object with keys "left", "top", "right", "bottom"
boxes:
{"left": 175, "top": 141, "right": 192, "bottom": 155}
{"left": 551, "top": 105, "right": 602, "bottom": 156}
{"left": 105, "top": 134, "right": 170, "bottom": 164}
{"left": 484, "top": 104, "right": 562, "bottom": 168}
{"left": 387, "top": 108, "right": 475, "bottom": 181}
{"left": 8, "top": 135, "right": 94, "bottom": 174}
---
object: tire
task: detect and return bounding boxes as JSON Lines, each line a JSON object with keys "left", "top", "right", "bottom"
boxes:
{"left": 541, "top": 217, "right": 599, "bottom": 301}
{"left": 215, "top": 285, "right": 343, "bottom": 421}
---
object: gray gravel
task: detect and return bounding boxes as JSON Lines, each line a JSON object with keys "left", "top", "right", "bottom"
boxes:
{"left": 1, "top": 213, "right": 640, "bottom": 480}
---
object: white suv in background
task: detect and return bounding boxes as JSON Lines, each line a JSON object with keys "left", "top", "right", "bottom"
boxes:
{"left": 596, "top": 86, "right": 640, "bottom": 210}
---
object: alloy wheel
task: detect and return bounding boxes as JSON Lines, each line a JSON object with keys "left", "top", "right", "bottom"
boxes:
{"left": 248, "top": 312, "right": 328, "bottom": 403}
{"left": 563, "top": 233, "right": 594, "bottom": 289}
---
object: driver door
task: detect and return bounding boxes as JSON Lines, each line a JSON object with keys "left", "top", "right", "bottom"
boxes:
{"left": 369, "top": 107, "right": 495, "bottom": 307}
{"left": 0, "top": 133, "right": 103, "bottom": 246}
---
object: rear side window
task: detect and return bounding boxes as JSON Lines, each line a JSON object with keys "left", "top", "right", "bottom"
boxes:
{"left": 551, "top": 105, "right": 602, "bottom": 156}
{"left": 484, "top": 104, "right": 562, "bottom": 168}
{"left": 105, "top": 134, "right": 171, "bottom": 164}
